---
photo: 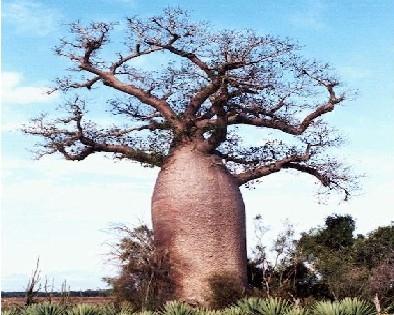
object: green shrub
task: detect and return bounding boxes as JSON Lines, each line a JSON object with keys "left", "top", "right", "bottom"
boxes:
{"left": 339, "top": 298, "right": 375, "bottom": 315}
{"left": 2, "top": 309, "right": 23, "bottom": 315}
{"left": 160, "top": 301, "right": 195, "bottom": 315}
{"left": 67, "top": 304, "right": 100, "bottom": 315}
{"left": 97, "top": 304, "right": 117, "bottom": 315}
{"left": 24, "top": 303, "right": 65, "bottom": 315}
{"left": 285, "top": 307, "right": 310, "bottom": 315}
{"left": 311, "top": 301, "right": 344, "bottom": 315}
{"left": 133, "top": 311, "right": 156, "bottom": 315}
{"left": 236, "top": 297, "right": 290, "bottom": 315}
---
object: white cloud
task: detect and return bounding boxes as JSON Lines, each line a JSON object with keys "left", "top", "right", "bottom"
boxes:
{"left": 1, "top": 72, "right": 58, "bottom": 105}
{"left": 2, "top": 0, "right": 62, "bottom": 36}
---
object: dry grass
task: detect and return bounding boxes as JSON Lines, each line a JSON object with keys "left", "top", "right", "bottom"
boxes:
{"left": 1, "top": 296, "right": 114, "bottom": 309}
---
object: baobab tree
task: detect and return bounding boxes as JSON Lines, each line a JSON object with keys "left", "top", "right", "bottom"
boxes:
{"left": 24, "top": 8, "right": 355, "bottom": 305}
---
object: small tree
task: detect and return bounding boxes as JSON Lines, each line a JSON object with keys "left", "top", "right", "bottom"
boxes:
{"left": 24, "top": 8, "right": 356, "bottom": 304}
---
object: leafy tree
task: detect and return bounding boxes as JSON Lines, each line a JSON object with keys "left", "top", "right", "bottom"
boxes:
{"left": 24, "top": 8, "right": 356, "bottom": 304}
{"left": 298, "top": 214, "right": 356, "bottom": 255}
{"left": 296, "top": 214, "right": 364, "bottom": 299}
{"left": 353, "top": 224, "right": 394, "bottom": 268}
{"left": 296, "top": 215, "right": 394, "bottom": 304}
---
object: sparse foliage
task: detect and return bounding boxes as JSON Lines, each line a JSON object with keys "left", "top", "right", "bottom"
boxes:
{"left": 104, "top": 225, "right": 173, "bottom": 310}
{"left": 24, "top": 8, "right": 356, "bottom": 198}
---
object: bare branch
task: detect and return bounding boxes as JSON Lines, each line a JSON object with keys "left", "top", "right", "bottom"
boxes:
{"left": 227, "top": 82, "right": 345, "bottom": 135}
{"left": 23, "top": 98, "right": 167, "bottom": 167}
{"left": 235, "top": 148, "right": 312, "bottom": 185}
{"left": 78, "top": 64, "right": 180, "bottom": 127}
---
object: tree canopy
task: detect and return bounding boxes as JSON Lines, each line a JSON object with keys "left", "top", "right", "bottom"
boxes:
{"left": 24, "top": 8, "right": 356, "bottom": 198}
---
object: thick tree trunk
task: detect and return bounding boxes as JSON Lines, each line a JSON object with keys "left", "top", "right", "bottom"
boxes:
{"left": 151, "top": 145, "right": 247, "bottom": 306}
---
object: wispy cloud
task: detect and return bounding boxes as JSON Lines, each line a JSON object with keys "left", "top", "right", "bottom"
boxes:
{"left": 2, "top": 0, "right": 62, "bottom": 36}
{"left": 1, "top": 72, "right": 58, "bottom": 105}
{"left": 289, "top": 0, "right": 328, "bottom": 31}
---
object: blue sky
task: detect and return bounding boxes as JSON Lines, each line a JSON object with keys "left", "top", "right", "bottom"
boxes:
{"left": 1, "top": 0, "right": 394, "bottom": 291}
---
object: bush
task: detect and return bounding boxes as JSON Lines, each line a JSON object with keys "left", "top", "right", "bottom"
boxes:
{"left": 24, "top": 303, "right": 65, "bottom": 315}
{"left": 104, "top": 225, "right": 173, "bottom": 310}
{"left": 236, "top": 297, "right": 290, "bottom": 315}
{"left": 208, "top": 274, "right": 245, "bottom": 309}
{"left": 67, "top": 304, "right": 100, "bottom": 315}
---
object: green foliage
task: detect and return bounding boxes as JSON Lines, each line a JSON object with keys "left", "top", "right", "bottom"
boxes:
{"left": 339, "top": 298, "right": 375, "bottom": 315}
{"left": 159, "top": 301, "right": 195, "bottom": 315}
{"left": 284, "top": 307, "right": 309, "bottom": 315}
{"left": 311, "top": 301, "right": 344, "bottom": 315}
{"left": 236, "top": 297, "right": 290, "bottom": 315}
{"left": 261, "top": 298, "right": 291, "bottom": 315}
{"left": 2, "top": 309, "right": 22, "bottom": 315}
{"left": 297, "top": 215, "right": 355, "bottom": 258}
{"left": 103, "top": 217, "right": 393, "bottom": 310}
{"left": 353, "top": 224, "right": 394, "bottom": 268}
{"left": 1, "top": 299, "right": 380, "bottom": 315}
{"left": 67, "top": 304, "right": 100, "bottom": 315}
{"left": 295, "top": 215, "right": 394, "bottom": 303}
{"left": 219, "top": 307, "right": 243, "bottom": 315}
{"left": 24, "top": 303, "right": 65, "bottom": 315}
{"left": 133, "top": 311, "right": 155, "bottom": 315}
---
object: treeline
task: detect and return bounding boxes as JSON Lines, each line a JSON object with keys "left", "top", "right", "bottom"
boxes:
{"left": 105, "top": 214, "right": 393, "bottom": 310}
{"left": 1, "top": 290, "right": 111, "bottom": 298}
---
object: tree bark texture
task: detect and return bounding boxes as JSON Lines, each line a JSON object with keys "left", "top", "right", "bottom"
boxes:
{"left": 151, "top": 145, "right": 247, "bottom": 305}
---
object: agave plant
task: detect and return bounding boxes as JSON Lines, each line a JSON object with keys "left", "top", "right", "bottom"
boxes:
{"left": 133, "top": 311, "right": 156, "bottom": 315}
{"left": 97, "top": 304, "right": 118, "bottom": 315}
{"left": 339, "top": 298, "right": 375, "bottom": 315}
{"left": 311, "top": 301, "right": 344, "bottom": 315}
{"left": 2, "top": 309, "right": 22, "bottom": 315}
{"left": 284, "top": 307, "right": 309, "bottom": 315}
{"left": 196, "top": 310, "right": 222, "bottom": 315}
{"left": 236, "top": 297, "right": 290, "bottom": 315}
{"left": 160, "top": 301, "right": 195, "bottom": 315}
{"left": 262, "top": 298, "right": 291, "bottom": 315}
{"left": 236, "top": 297, "right": 265, "bottom": 314}
{"left": 221, "top": 306, "right": 243, "bottom": 315}
{"left": 67, "top": 304, "right": 100, "bottom": 315}
{"left": 117, "top": 302, "right": 136, "bottom": 315}
{"left": 24, "top": 303, "right": 65, "bottom": 315}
